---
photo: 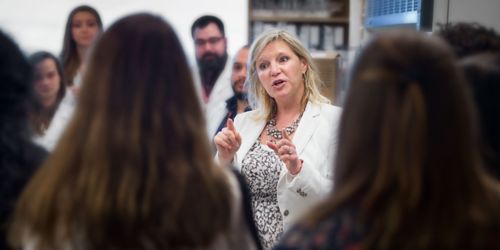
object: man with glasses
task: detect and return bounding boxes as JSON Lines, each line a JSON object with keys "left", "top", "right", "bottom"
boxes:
{"left": 191, "top": 15, "right": 233, "bottom": 138}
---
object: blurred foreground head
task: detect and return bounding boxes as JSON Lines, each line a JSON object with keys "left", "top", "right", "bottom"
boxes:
{"left": 10, "top": 13, "right": 232, "bottom": 250}
{"left": 316, "top": 30, "right": 500, "bottom": 249}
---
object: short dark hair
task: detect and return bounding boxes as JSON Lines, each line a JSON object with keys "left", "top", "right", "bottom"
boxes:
{"left": 437, "top": 22, "right": 500, "bottom": 58}
{"left": 191, "top": 15, "right": 225, "bottom": 38}
{"left": 460, "top": 53, "right": 500, "bottom": 179}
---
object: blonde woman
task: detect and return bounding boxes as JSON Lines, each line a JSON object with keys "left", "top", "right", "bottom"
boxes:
{"left": 215, "top": 29, "right": 341, "bottom": 249}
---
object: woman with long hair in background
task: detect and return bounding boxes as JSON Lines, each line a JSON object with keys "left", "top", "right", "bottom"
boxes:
{"left": 28, "top": 51, "right": 66, "bottom": 140}
{"left": 39, "top": 5, "right": 103, "bottom": 151}
{"left": 60, "top": 5, "right": 102, "bottom": 89}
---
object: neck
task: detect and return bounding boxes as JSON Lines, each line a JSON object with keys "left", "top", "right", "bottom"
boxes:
{"left": 236, "top": 99, "right": 249, "bottom": 114}
{"left": 274, "top": 100, "right": 304, "bottom": 127}
{"left": 276, "top": 93, "right": 304, "bottom": 115}
{"left": 77, "top": 45, "right": 88, "bottom": 66}
{"left": 41, "top": 96, "right": 58, "bottom": 110}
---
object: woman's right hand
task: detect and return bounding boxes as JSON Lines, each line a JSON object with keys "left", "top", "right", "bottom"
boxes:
{"left": 214, "top": 118, "right": 242, "bottom": 166}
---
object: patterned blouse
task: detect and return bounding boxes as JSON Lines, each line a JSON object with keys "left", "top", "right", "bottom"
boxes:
{"left": 241, "top": 140, "right": 284, "bottom": 250}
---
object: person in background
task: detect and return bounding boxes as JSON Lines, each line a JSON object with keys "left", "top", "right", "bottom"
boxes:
{"left": 0, "top": 30, "right": 48, "bottom": 250}
{"left": 40, "top": 5, "right": 103, "bottom": 151}
{"left": 437, "top": 22, "right": 500, "bottom": 181}
{"left": 436, "top": 22, "right": 500, "bottom": 58}
{"left": 61, "top": 4, "right": 103, "bottom": 89}
{"left": 214, "top": 29, "right": 341, "bottom": 249}
{"left": 28, "top": 51, "right": 66, "bottom": 141}
{"left": 460, "top": 53, "right": 500, "bottom": 179}
{"left": 191, "top": 15, "right": 233, "bottom": 138}
{"left": 215, "top": 44, "right": 251, "bottom": 136}
{"left": 276, "top": 30, "right": 500, "bottom": 250}
{"left": 9, "top": 13, "right": 258, "bottom": 250}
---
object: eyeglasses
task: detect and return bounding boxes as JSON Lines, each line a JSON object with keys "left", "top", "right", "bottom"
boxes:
{"left": 194, "top": 36, "right": 224, "bottom": 47}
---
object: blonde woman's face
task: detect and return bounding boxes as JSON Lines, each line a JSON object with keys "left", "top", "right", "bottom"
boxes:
{"left": 255, "top": 40, "right": 306, "bottom": 103}
{"left": 71, "top": 11, "right": 100, "bottom": 48}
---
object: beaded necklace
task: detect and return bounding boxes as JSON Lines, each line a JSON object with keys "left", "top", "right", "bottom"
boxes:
{"left": 266, "top": 112, "right": 303, "bottom": 142}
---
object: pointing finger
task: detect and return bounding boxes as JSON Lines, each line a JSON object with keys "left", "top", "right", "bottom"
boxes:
{"left": 227, "top": 118, "right": 237, "bottom": 133}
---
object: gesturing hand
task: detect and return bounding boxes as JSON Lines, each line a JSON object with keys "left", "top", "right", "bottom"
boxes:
{"left": 214, "top": 118, "right": 242, "bottom": 166}
{"left": 267, "top": 130, "right": 302, "bottom": 175}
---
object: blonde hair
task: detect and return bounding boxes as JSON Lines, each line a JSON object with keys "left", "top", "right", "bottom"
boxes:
{"left": 247, "top": 29, "right": 330, "bottom": 120}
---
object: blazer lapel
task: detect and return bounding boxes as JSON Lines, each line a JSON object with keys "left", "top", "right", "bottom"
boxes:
{"left": 293, "top": 102, "right": 321, "bottom": 155}
{"left": 236, "top": 116, "right": 266, "bottom": 166}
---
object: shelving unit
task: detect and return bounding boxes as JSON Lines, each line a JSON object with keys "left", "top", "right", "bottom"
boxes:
{"left": 248, "top": 0, "right": 350, "bottom": 102}
{"left": 248, "top": 0, "right": 350, "bottom": 51}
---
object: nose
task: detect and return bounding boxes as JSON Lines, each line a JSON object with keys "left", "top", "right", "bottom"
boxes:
{"left": 239, "top": 66, "right": 248, "bottom": 78}
{"left": 40, "top": 77, "right": 50, "bottom": 86}
{"left": 270, "top": 62, "right": 280, "bottom": 77}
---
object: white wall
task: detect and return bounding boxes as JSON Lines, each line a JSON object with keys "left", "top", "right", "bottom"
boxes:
{"left": 0, "top": 0, "right": 248, "bottom": 65}
{"left": 448, "top": 0, "right": 500, "bottom": 31}
{"left": 433, "top": 0, "right": 500, "bottom": 32}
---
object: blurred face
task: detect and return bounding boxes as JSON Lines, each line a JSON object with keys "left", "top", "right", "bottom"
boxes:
{"left": 34, "top": 58, "right": 62, "bottom": 104}
{"left": 71, "top": 11, "right": 100, "bottom": 48}
{"left": 194, "top": 22, "right": 227, "bottom": 69}
{"left": 256, "top": 39, "right": 307, "bottom": 102}
{"left": 231, "top": 47, "right": 249, "bottom": 97}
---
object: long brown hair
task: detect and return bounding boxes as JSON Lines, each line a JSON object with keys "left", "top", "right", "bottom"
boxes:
{"left": 309, "top": 30, "right": 500, "bottom": 249}
{"left": 10, "top": 13, "right": 232, "bottom": 250}
{"left": 60, "top": 5, "right": 102, "bottom": 86}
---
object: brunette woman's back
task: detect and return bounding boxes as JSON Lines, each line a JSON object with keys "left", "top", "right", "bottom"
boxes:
{"left": 8, "top": 14, "right": 258, "bottom": 250}
{"left": 276, "top": 30, "right": 500, "bottom": 250}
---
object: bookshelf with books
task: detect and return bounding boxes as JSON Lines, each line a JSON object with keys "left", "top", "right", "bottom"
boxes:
{"left": 249, "top": 0, "right": 349, "bottom": 51}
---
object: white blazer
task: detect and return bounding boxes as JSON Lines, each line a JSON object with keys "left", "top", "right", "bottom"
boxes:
{"left": 192, "top": 59, "right": 234, "bottom": 138}
{"left": 231, "top": 101, "right": 342, "bottom": 230}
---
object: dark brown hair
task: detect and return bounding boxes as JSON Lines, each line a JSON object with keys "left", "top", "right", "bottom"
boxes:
{"left": 437, "top": 22, "right": 500, "bottom": 58}
{"left": 60, "top": 5, "right": 102, "bottom": 86}
{"left": 460, "top": 53, "right": 500, "bottom": 180}
{"left": 309, "top": 30, "right": 500, "bottom": 249}
{"left": 28, "top": 51, "right": 66, "bottom": 135}
{"left": 10, "top": 13, "right": 232, "bottom": 250}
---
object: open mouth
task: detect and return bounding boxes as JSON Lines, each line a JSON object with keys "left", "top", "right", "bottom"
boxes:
{"left": 273, "top": 79, "right": 285, "bottom": 86}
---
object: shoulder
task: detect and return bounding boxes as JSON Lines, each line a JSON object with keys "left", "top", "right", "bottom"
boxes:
{"left": 305, "top": 102, "right": 342, "bottom": 125}
{"left": 318, "top": 103, "right": 342, "bottom": 118}
{"left": 275, "top": 209, "right": 364, "bottom": 250}
{"left": 234, "top": 110, "right": 263, "bottom": 126}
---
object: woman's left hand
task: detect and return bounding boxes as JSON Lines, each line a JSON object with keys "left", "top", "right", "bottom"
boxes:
{"left": 267, "top": 130, "right": 302, "bottom": 175}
